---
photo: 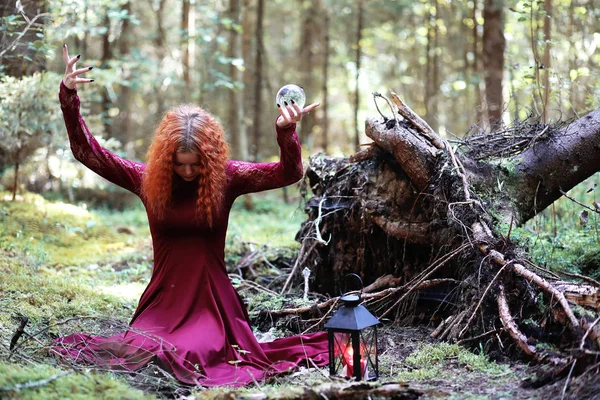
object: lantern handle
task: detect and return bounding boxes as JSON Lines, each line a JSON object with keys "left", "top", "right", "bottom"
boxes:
{"left": 342, "top": 273, "right": 364, "bottom": 296}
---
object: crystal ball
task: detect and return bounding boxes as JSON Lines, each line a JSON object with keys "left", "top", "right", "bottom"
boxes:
{"left": 276, "top": 84, "right": 305, "bottom": 109}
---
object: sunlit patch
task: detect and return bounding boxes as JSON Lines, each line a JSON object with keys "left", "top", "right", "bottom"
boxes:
{"left": 99, "top": 283, "right": 146, "bottom": 301}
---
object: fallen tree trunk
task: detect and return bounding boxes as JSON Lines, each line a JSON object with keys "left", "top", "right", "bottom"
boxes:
{"left": 294, "top": 91, "right": 600, "bottom": 370}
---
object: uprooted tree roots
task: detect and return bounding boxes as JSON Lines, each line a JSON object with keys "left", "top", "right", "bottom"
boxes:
{"left": 272, "top": 91, "right": 600, "bottom": 385}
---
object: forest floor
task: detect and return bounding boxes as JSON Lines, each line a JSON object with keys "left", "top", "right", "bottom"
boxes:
{"left": 0, "top": 191, "right": 598, "bottom": 399}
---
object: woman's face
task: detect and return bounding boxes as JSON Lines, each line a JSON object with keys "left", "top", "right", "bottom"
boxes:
{"left": 173, "top": 151, "right": 202, "bottom": 181}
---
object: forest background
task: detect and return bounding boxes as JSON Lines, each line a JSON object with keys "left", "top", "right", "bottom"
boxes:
{"left": 3, "top": 0, "right": 600, "bottom": 180}
{"left": 1, "top": 0, "right": 600, "bottom": 398}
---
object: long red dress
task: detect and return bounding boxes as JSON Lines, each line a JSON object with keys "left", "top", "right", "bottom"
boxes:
{"left": 54, "top": 82, "right": 328, "bottom": 387}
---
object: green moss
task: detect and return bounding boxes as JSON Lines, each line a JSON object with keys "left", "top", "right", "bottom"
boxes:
{"left": 0, "top": 362, "right": 153, "bottom": 399}
{"left": 227, "top": 193, "right": 304, "bottom": 248}
{"left": 0, "top": 192, "right": 146, "bottom": 267}
{"left": 404, "top": 343, "right": 508, "bottom": 375}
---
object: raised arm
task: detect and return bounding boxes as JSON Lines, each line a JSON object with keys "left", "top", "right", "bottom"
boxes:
{"left": 60, "top": 45, "right": 144, "bottom": 194}
{"left": 227, "top": 123, "right": 303, "bottom": 197}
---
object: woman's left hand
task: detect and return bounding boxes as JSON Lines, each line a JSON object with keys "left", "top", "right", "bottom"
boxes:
{"left": 276, "top": 101, "right": 320, "bottom": 128}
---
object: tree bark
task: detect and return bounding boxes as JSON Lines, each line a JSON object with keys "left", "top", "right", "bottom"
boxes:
{"left": 425, "top": 0, "right": 440, "bottom": 133}
{"left": 117, "top": 0, "right": 132, "bottom": 150}
{"left": 353, "top": 0, "right": 364, "bottom": 152}
{"left": 181, "top": 0, "right": 191, "bottom": 102}
{"left": 100, "top": 9, "right": 112, "bottom": 138}
{"left": 471, "top": 0, "right": 484, "bottom": 123}
{"left": 227, "top": 0, "right": 248, "bottom": 161}
{"left": 542, "top": 0, "right": 552, "bottom": 122}
{"left": 508, "top": 107, "right": 600, "bottom": 224}
{"left": 251, "top": 0, "right": 265, "bottom": 161}
{"left": 482, "top": 0, "right": 505, "bottom": 126}
{"left": 298, "top": 0, "right": 320, "bottom": 147}
{"left": 153, "top": 0, "right": 167, "bottom": 117}
{"left": 321, "top": 9, "right": 330, "bottom": 153}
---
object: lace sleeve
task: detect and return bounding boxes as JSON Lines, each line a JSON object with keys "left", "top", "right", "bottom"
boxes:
{"left": 59, "top": 81, "right": 144, "bottom": 195}
{"left": 227, "top": 123, "right": 303, "bottom": 198}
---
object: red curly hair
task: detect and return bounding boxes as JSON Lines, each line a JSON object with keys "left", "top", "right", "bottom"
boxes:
{"left": 141, "top": 105, "right": 229, "bottom": 226}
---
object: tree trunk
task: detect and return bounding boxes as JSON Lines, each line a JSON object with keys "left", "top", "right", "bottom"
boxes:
{"left": 472, "top": 0, "right": 485, "bottom": 123}
{"left": 321, "top": 10, "right": 330, "bottom": 153}
{"left": 100, "top": 9, "right": 112, "bottom": 138}
{"left": 353, "top": 0, "right": 364, "bottom": 152}
{"left": 251, "top": 0, "right": 265, "bottom": 161}
{"left": 298, "top": 0, "right": 319, "bottom": 147}
{"left": 117, "top": 0, "right": 132, "bottom": 150}
{"left": 227, "top": 0, "right": 248, "bottom": 161}
{"left": 12, "top": 159, "right": 19, "bottom": 201}
{"left": 241, "top": 0, "right": 253, "bottom": 131}
{"left": 181, "top": 0, "right": 191, "bottom": 102}
{"left": 425, "top": 0, "right": 440, "bottom": 133}
{"left": 154, "top": 0, "right": 167, "bottom": 117}
{"left": 542, "top": 0, "right": 552, "bottom": 122}
{"left": 482, "top": 0, "right": 505, "bottom": 127}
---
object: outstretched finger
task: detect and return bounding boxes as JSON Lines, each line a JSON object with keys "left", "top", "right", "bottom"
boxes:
{"left": 74, "top": 77, "right": 94, "bottom": 85}
{"left": 62, "top": 44, "right": 70, "bottom": 65}
{"left": 302, "top": 102, "right": 320, "bottom": 114}
{"left": 67, "top": 54, "right": 81, "bottom": 70}
{"left": 69, "top": 66, "right": 93, "bottom": 77}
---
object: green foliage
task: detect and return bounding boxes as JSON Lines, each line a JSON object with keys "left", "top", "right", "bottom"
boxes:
{"left": 0, "top": 362, "right": 152, "bottom": 400}
{"left": 0, "top": 72, "right": 63, "bottom": 168}
{"left": 509, "top": 175, "right": 600, "bottom": 276}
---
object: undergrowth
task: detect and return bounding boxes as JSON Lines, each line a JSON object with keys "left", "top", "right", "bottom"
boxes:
{"left": 503, "top": 173, "right": 600, "bottom": 277}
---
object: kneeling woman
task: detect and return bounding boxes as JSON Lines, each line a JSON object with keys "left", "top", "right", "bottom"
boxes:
{"left": 53, "top": 45, "right": 328, "bottom": 387}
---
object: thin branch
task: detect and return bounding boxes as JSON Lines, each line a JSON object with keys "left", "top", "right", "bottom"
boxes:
{"left": 0, "top": 13, "right": 50, "bottom": 58}
{"left": 0, "top": 370, "right": 73, "bottom": 392}
{"left": 497, "top": 285, "right": 537, "bottom": 357}
{"left": 559, "top": 189, "right": 600, "bottom": 215}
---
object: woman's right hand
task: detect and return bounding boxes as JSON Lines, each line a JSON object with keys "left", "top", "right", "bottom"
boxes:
{"left": 62, "top": 44, "right": 94, "bottom": 90}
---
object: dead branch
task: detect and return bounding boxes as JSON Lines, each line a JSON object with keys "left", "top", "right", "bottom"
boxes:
{"left": 252, "top": 279, "right": 459, "bottom": 319}
{"left": 0, "top": 370, "right": 73, "bottom": 393}
{"left": 365, "top": 116, "right": 438, "bottom": 191}
{"left": 559, "top": 189, "right": 600, "bottom": 215}
{"left": 472, "top": 221, "right": 580, "bottom": 329}
{"left": 512, "top": 264, "right": 579, "bottom": 328}
{"left": 389, "top": 90, "right": 445, "bottom": 149}
{"left": 557, "top": 271, "right": 600, "bottom": 288}
{"left": 457, "top": 329, "right": 504, "bottom": 345}
{"left": 554, "top": 281, "right": 600, "bottom": 309}
{"left": 580, "top": 314, "right": 600, "bottom": 349}
{"left": 241, "top": 381, "right": 422, "bottom": 400}
{"left": 9, "top": 316, "right": 28, "bottom": 351}
{"left": 363, "top": 274, "right": 402, "bottom": 293}
{"left": 229, "top": 274, "right": 279, "bottom": 296}
{"left": 281, "top": 241, "right": 318, "bottom": 295}
{"left": 459, "top": 263, "right": 512, "bottom": 338}
{"left": 497, "top": 285, "right": 537, "bottom": 357}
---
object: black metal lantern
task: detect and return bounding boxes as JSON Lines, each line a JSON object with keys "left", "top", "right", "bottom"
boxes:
{"left": 324, "top": 274, "right": 380, "bottom": 380}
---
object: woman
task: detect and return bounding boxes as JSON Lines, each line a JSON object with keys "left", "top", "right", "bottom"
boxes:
{"left": 54, "top": 44, "right": 329, "bottom": 387}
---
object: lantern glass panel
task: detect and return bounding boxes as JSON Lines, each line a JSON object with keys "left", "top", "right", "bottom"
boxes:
{"left": 331, "top": 332, "right": 351, "bottom": 376}
{"left": 359, "top": 327, "right": 378, "bottom": 380}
